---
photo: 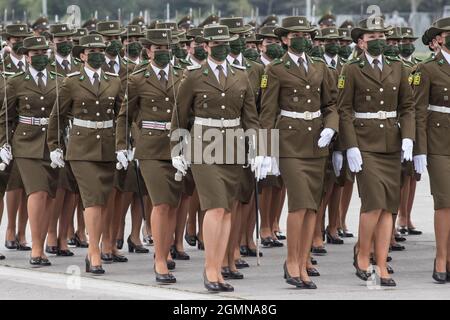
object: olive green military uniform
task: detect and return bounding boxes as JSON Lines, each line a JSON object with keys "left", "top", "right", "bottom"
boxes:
{"left": 338, "top": 54, "right": 415, "bottom": 213}
{"left": 47, "top": 35, "right": 124, "bottom": 208}
{"left": 116, "top": 34, "right": 183, "bottom": 208}
{"left": 414, "top": 50, "right": 450, "bottom": 209}
{"left": 0, "top": 75, "right": 10, "bottom": 197}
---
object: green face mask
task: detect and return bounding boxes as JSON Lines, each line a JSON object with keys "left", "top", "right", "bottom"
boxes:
{"left": 229, "top": 37, "right": 246, "bottom": 55}
{"left": 265, "top": 43, "right": 283, "bottom": 60}
{"left": 383, "top": 44, "right": 400, "bottom": 57}
{"left": 367, "top": 39, "right": 386, "bottom": 56}
{"left": 12, "top": 41, "right": 24, "bottom": 54}
{"left": 126, "top": 42, "right": 142, "bottom": 58}
{"left": 338, "top": 45, "right": 353, "bottom": 59}
{"left": 193, "top": 46, "right": 208, "bottom": 61}
{"left": 87, "top": 52, "right": 106, "bottom": 69}
{"left": 243, "top": 48, "right": 259, "bottom": 61}
{"left": 290, "top": 37, "right": 310, "bottom": 54}
{"left": 105, "top": 39, "right": 122, "bottom": 56}
{"left": 153, "top": 50, "right": 171, "bottom": 67}
{"left": 398, "top": 43, "right": 415, "bottom": 57}
{"left": 324, "top": 43, "right": 340, "bottom": 56}
{"left": 309, "top": 45, "right": 324, "bottom": 58}
{"left": 210, "top": 44, "right": 230, "bottom": 62}
{"left": 56, "top": 41, "right": 73, "bottom": 57}
{"left": 30, "top": 54, "right": 49, "bottom": 71}
{"left": 174, "top": 47, "right": 188, "bottom": 59}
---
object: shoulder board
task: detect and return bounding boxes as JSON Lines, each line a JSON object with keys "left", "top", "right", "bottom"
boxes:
{"left": 50, "top": 61, "right": 57, "bottom": 67}
{"left": 414, "top": 56, "right": 423, "bottom": 62}
{"left": 173, "top": 64, "right": 183, "bottom": 70}
{"left": 272, "top": 58, "right": 283, "bottom": 66}
{"left": 385, "top": 56, "right": 401, "bottom": 63}
{"left": 186, "top": 65, "right": 202, "bottom": 71}
{"left": 105, "top": 71, "right": 119, "bottom": 77}
{"left": 2, "top": 71, "right": 16, "bottom": 76}
{"left": 50, "top": 71, "right": 64, "bottom": 77}
{"left": 423, "top": 56, "right": 435, "bottom": 64}
{"left": 10, "top": 71, "right": 24, "bottom": 78}
{"left": 131, "top": 68, "right": 146, "bottom": 75}
{"left": 347, "top": 57, "right": 361, "bottom": 65}
{"left": 180, "top": 58, "right": 192, "bottom": 65}
{"left": 67, "top": 71, "right": 81, "bottom": 77}
{"left": 310, "top": 56, "right": 325, "bottom": 63}
{"left": 231, "top": 64, "right": 246, "bottom": 70}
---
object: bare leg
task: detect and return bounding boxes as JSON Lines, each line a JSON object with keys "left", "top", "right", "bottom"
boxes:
{"left": 328, "top": 184, "right": 342, "bottom": 236}
{"left": 358, "top": 209, "right": 382, "bottom": 271}
{"left": 152, "top": 204, "right": 172, "bottom": 274}
{"left": 339, "top": 180, "right": 354, "bottom": 232}
{"left": 186, "top": 189, "right": 198, "bottom": 238}
{"left": 5, "top": 189, "right": 22, "bottom": 242}
{"left": 398, "top": 176, "right": 410, "bottom": 228}
{"left": 435, "top": 209, "right": 450, "bottom": 273}
{"left": 272, "top": 186, "right": 286, "bottom": 235}
{"left": 299, "top": 210, "right": 317, "bottom": 282}
{"left": 216, "top": 211, "right": 232, "bottom": 282}
{"left": 407, "top": 179, "right": 417, "bottom": 229}
{"left": 286, "top": 209, "right": 306, "bottom": 277}
{"left": 58, "top": 191, "right": 77, "bottom": 251}
{"left": 129, "top": 194, "right": 144, "bottom": 245}
{"left": 84, "top": 205, "right": 103, "bottom": 267}
{"left": 312, "top": 182, "right": 333, "bottom": 247}
{"left": 259, "top": 187, "right": 272, "bottom": 239}
{"left": 244, "top": 194, "right": 257, "bottom": 250}
{"left": 224, "top": 202, "right": 241, "bottom": 271}
{"left": 269, "top": 187, "right": 282, "bottom": 238}
{"left": 101, "top": 188, "right": 117, "bottom": 254}
{"left": 374, "top": 211, "right": 394, "bottom": 278}
{"left": 175, "top": 194, "right": 190, "bottom": 252}
{"left": 47, "top": 188, "right": 65, "bottom": 247}
{"left": 76, "top": 197, "right": 88, "bottom": 242}
{"left": 28, "top": 192, "right": 49, "bottom": 258}
{"left": 203, "top": 208, "right": 227, "bottom": 282}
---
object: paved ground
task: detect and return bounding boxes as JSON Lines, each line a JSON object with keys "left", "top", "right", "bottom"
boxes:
{"left": 0, "top": 171, "right": 449, "bottom": 300}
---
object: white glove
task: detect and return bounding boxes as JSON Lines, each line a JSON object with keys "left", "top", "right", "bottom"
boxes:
{"left": 401, "top": 138, "right": 413, "bottom": 162}
{"left": 116, "top": 150, "right": 129, "bottom": 170}
{"left": 127, "top": 148, "right": 136, "bottom": 161}
{"left": 413, "top": 154, "right": 427, "bottom": 175}
{"left": 251, "top": 156, "right": 272, "bottom": 181}
{"left": 172, "top": 155, "right": 188, "bottom": 176}
{"left": 332, "top": 151, "right": 343, "bottom": 177}
{"left": 346, "top": 147, "right": 363, "bottom": 173}
{"left": 318, "top": 128, "right": 335, "bottom": 148}
{"left": 270, "top": 156, "right": 280, "bottom": 176}
{"left": 50, "top": 148, "right": 65, "bottom": 168}
{"left": 0, "top": 143, "right": 13, "bottom": 165}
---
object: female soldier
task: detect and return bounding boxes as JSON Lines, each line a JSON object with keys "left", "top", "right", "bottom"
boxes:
{"left": 0, "top": 36, "right": 61, "bottom": 266}
{"left": 413, "top": 17, "right": 450, "bottom": 283}
{"left": 260, "top": 16, "right": 339, "bottom": 289}
{"left": 47, "top": 34, "right": 123, "bottom": 274}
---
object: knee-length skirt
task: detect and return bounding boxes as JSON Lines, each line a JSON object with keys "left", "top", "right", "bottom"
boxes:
{"left": 427, "top": 154, "right": 450, "bottom": 210}
{"left": 6, "top": 160, "right": 24, "bottom": 191}
{"left": 15, "top": 157, "right": 58, "bottom": 198}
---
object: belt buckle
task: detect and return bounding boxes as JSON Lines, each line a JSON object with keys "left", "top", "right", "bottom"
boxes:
{"left": 304, "top": 111, "right": 312, "bottom": 120}
{"left": 377, "top": 111, "right": 387, "bottom": 120}
{"left": 96, "top": 121, "right": 104, "bottom": 129}
{"left": 39, "top": 118, "right": 48, "bottom": 126}
{"left": 222, "top": 119, "right": 228, "bottom": 127}
{"left": 165, "top": 123, "right": 171, "bottom": 130}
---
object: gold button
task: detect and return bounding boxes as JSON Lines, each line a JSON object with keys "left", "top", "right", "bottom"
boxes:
{"left": 107, "top": 109, "right": 112, "bottom": 114}
{"left": 82, "top": 102, "right": 85, "bottom": 105}
{"left": 96, "top": 112, "right": 100, "bottom": 116}
{"left": 96, "top": 101, "right": 99, "bottom": 105}
{"left": 360, "top": 123, "right": 364, "bottom": 127}
{"left": 306, "top": 85, "right": 310, "bottom": 89}
{"left": 23, "top": 132, "right": 26, "bottom": 135}
{"left": 380, "top": 101, "right": 384, "bottom": 105}
{"left": 444, "top": 88, "right": 448, "bottom": 91}
{"left": 25, "top": 97, "right": 28, "bottom": 100}
{"left": 167, "top": 109, "right": 171, "bottom": 113}
{"left": 393, "top": 87, "right": 397, "bottom": 90}
{"left": 379, "top": 88, "right": 383, "bottom": 92}
{"left": 221, "top": 105, "right": 225, "bottom": 109}
{"left": 221, "top": 93, "right": 225, "bottom": 97}
{"left": 42, "top": 127, "right": 46, "bottom": 131}
{"left": 83, "top": 109, "right": 88, "bottom": 113}
{"left": 308, "top": 127, "right": 312, "bottom": 131}
{"left": 77, "top": 132, "right": 80, "bottom": 135}
{"left": 307, "top": 99, "right": 311, "bottom": 103}
{"left": 96, "top": 135, "right": 100, "bottom": 139}
{"left": 380, "top": 124, "right": 384, "bottom": 128}
{"left": 288, "top": 126, "right": 292, "bottom": 129}
{"left": 41, "top": 107, "right": 45, "bottom": 111}
{"left": 149, "top": 132, "right": 152, "bottom": 135}
{"left": 437, "top": 123, "right": 440, "bottom": 127}
{"left": 366, "top": 89, "right": 370, "bottom": 92}
{"left": 294, "top": 89, "right": 297, "bottom": 93}
{"left": 40, "top": 96, "right": 44, "bottom": 100}
{"left": 221, "top": 130, "right": 225, "bottom": 133}
{"left": 152, "top": 99, "right": 155, "bottom": 102}
{"left": 203, "top": 95, "right": 207, "bottom": 98}
{"left": 165, "top": 97, "right": 169, "bottom": 101}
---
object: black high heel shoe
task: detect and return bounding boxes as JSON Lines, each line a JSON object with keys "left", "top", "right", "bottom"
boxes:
{"left": 311, "top": 246, "right": 327, "bottom": 255}
{"left": 127, "top": 236, "right": 149, "bottom": 253}
{"left": 45, "top": 245, "right": 58, "bottom": 255}
{"left": 85, "top": 255, "right": 105, "bottom": 275}
{"left": 307, "top": 267, "right": 320, "bottom": 277}
{"left": 116, "top": 239, "right": 124, "bottom": 250}
{"left": 15, "top": 235, "right": 31, "bottom": 251}
{"left": 112, "top": 253, "right": 128, "bottom": 263}
{"left": 57, "top": 248, "right": 74, "bottom": 256}
{"left": 101, "top": 253, "right": 114, "bottom": 263}
{"left": 240, "top": 245, "right": 249, "bottom": 256}
{"left": 154, "top": 265, "right": 176, "bottom": 284}
{"left": 247, "top": 247, "right": 263, "bottom": 257}
{"left": 310, "top": 257, "right": 317, "bottom": 265}
{"left": 0, "top": 253, "right": 4, "bottom": 260}
{"left": 235, "top": 259, "right": 249, "bottom": 269}
{"left": 407, "top": 227, "right": 422, "bottom": 235}
{"left": 326, "top": 229, "right": 344, "bottom": 245}
{"left": 184, "top": 233, "right": 197, "bottom": 247}
{"left": 275, "top": 231, "right": 286, "bottom": 240}
{"left": 170, "top": 245, "right": 190, "bottom": 260}
{"left": 432, "top": 259, "right": 447, "bottom": 284}
{"left": 261, "top": 237, "right": 274, "bottom": 247}
{"left": 74, "top": 232, "right": 89, "bottom": 248}
{"left": 300, "top": 279, "right": 317, "bottom": 289}
{"left": 353, "top": 245, "right": 372, "bottom": 281}
{"left": 197, "top": 238, "right": 205, "bottom": 250}
{"left": 221, "top": 267, "right": 244, "bottom": 280}
{"left": 380, "top": 277, "right": 396, "bottom": 287}
{"left": 218, "top": 282, "right": 234, "bottom": 292}
{"left": 203, "top": 270, "right": 221, "bottom": 292}
{"left": 5, "top": 239, "right": 17, "bottom": 250}
{"left": 283, "top": 261, "right": 302, "bottom": 287}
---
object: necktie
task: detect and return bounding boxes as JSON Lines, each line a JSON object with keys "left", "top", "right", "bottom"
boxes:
{"left": 17, "top": 61, "right": 24, "bottom": 72}
{"left": 233, "top": 59, "right": 240, "bottom": 66}
{"left": 216, "top": 65, "right": 226, "bottom": 88}
{"left": 108, "top": 60, "right": 116, "bottom": 73}
{"left": 298, "top": 57, "right": 307, "bottom": 76}
{"left": 159, "top": 69, "right": 167, "bottom": 89}
{"left": 373, "top": 58, "right": 382, "bottom": 80}
{"left": 92, "top": 72, "right": 100, "bottom": 93}
{"left": 62, "top": 59, "right": 70, "bottom": 73}
{"left": 37, "top": 71, "right": 45, "bottom": 90}
{"left": 331, "top": 59, "right": 336, "bottom": 67}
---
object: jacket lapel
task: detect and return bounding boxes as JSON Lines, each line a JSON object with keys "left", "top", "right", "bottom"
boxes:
{"left": 167, "top": 66, "right": 181, "bottom": 92}
{"left": 434, "top": 52, "right": 450, "bottom": 78}
{"left": 380, "top": 57, "right": 393, "bottom": 82}
{"left": 284, "top": 53, "right": 308, "bottom": 82}
{"left": 203, "top": 64, "right": 223, "bottom": 91}
{"left": 224, "top": 64, "right": 239, "bottom": 91}
{"left": 24, "top": 72, "right": 43, "bottom": 95}
{"left": 78, "top": 68, "right": 99, "bottom": 97}
{"left": 361, "top": 55, "right": 381, "bottom": 84}
{"left": 145, "top": 66, "right": 167, "bottom": 94}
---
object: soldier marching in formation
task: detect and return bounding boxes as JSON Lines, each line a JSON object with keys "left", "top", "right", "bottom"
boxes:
{"left": 0, "top": 10, "right": 449, "bottom": 292}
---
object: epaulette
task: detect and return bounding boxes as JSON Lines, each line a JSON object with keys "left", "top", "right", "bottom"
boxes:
{"left": 310, "top": 56, "right": 325, "bottom": 64}
{"left": 179, "top": 58, "right": 192, "bottom": 66}
{"left": 10, "top": 71, "right": 24, "bottom": 78}
{"left": 173, "top": 64, "right": 183, "bottom": 70}
{"left": 385, "top": 56, "right": 401, "bottom": 62}
{"left": 50, "top": 71, "right": 64, "bottom": 77}
{"left": 230, "top": 64, "right": 246, "bottom": 70}
{"left": 186, "top": 65, "right": 201, "bottom": 71}
{"left": 131, "top": 67, "right": 146, "bottom": 75}
{"left": 272, "top": 58, "right": 283, "bottom": 66}
{"left": 105, "top": 71, "right": 119, "bottom": 77}
{"left": 347, "top": 57, "right": 361, "bottom": 65}
{"left": 2, "top": 71, "right": 16, "bottom": 77}
{"left": 67, "top": 71, "right": 81, "bottom": 77}
{"left": 423, "top": 56, "right": 435, "bottom": 64}
{"left": 414, "top": 57, "right": 423, "bottom": 62}
{"left": 50, "top": 61, "right": 57, "bottom": 67}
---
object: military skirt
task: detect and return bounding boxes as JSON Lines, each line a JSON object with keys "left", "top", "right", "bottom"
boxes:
{"left": 113, "top": 161, "right": 148, "bottom": 195}
{"left": 238, "top": 166, "right": 254, "bottom": 204}
{"left": 356, "top": 152, "right": 401, "bottom": 214}
{"left": 140, "top": 159, "right": 182, "bottom": 208}
{"left": 335, "top": 154, "right": 355, "bottom": 187}
{"left": 278, "top": 157, "right": 328, "bottom": 212}
{"left": 6, "top": 160, "right": 24, "bottom": 191}
{"left": 182, "top": 169, "right": 196, "bottom": 197}
{"left": 15, "top": 158, "right": 58, "bottom": 198}
{"left": 258, "top": 175, "right": 283, "bottom": 192}
{"left": 70, "top": 161, "right": 115, "bottom": 208}
{"left": 0, "top": 167, "right": 10, "bottom": 197}
{"left": 58, "top": 163, "right": 79, "bottom": 193}
{"left": 427, "top": 154, "right": 450, "bottom": 210}
{"left": 191, "top": 164, "right": 242, "bottom": 212}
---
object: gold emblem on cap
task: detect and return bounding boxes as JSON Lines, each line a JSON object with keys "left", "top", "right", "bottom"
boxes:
{"left": 109, "top": 24, "right": 114, "bottom": 28}
{"left": 162, "top": 32, "right": 167, "bottom": 37}
{"left": 19, "top": 26, "right": 24, "bottom": 30}
{"left": 299, "top": 19, "right": 304, "bottom": 24}
{"left": 218, "top": 29, "right": 223, "bottom": 34}
{"left": 37, "top": 38, "right": 42, "bottom": 42}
